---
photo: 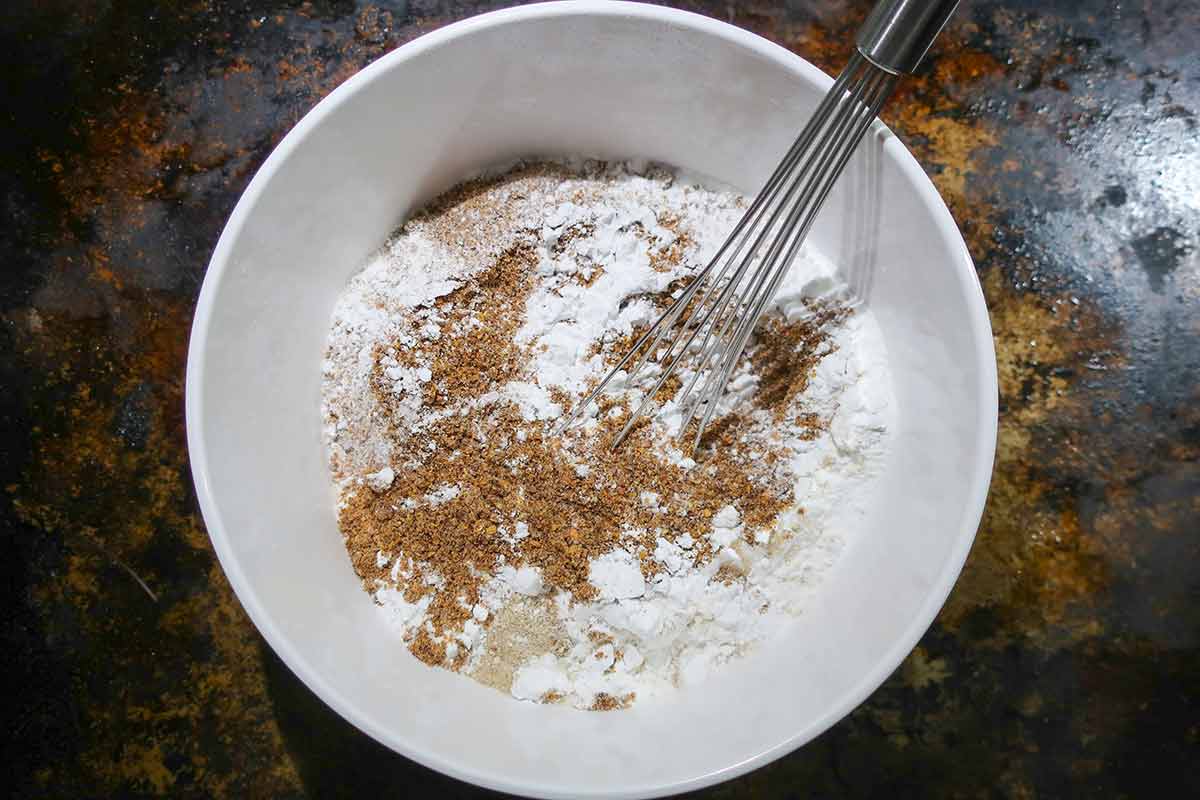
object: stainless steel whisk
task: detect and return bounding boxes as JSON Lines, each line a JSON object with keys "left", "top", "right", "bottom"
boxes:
{"left": 558, "top": 0, "right": 960, "bottom": 450}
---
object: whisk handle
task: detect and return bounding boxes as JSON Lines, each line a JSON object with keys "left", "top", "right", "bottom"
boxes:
{"left": 856, "top": 0, "right": 960, "bottom": 74}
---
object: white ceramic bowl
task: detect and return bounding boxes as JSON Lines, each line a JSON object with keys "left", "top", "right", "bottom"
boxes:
{"left": 186, "top": 2, "right": 997, "bottom": 797}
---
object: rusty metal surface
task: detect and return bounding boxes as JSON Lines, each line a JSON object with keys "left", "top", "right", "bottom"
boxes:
{"left": 2, "top": 1, "right": 1197, "bottom": 796}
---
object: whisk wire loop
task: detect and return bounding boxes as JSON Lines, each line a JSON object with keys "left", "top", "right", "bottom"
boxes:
{"left": 558, "top": 52, "right": 901, "bottom": 450}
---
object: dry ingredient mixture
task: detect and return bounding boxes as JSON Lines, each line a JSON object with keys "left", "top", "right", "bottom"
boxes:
{"left": 321, "top": 160, "right": 893, "bottom": 710}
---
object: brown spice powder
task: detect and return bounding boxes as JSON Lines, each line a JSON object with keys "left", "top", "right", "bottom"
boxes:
{"left": 648, "top": 210, "right": 694, "bottom": 272}
{"left": 332, "top": 163, "right": 848, "bottom": 684}
{"left": 590, "top": 692, "right": 636, "bottom": 711}
{"left": 749, "top": 304, "right": 849, "bottom": 420}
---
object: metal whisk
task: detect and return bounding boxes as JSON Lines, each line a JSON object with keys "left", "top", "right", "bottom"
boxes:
{"left": 558, "top": 0, "right": 960, "bottom": 450}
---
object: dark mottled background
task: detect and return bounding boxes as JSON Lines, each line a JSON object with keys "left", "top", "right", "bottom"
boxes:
{"left": 2, "top": 0, "right": 1197, "bottom": 797}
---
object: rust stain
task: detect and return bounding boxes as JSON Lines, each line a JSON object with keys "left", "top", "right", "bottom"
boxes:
{"left": 893, "top": 112, "right": 1000, "bottom": 201}
{"left": 4, "top": 1, "right": 433, "bottom": 792}
{"left": 931, "top": 48, "right": 1007, "bottom": 86}
{"left": 12, "top": 298, "right": 301, "bottom": 794}
{"left": 939, "top": 271, "right": 1125, "bottom": 645}
{"left": 902, "top": 646, "right": 951, "bottom": 690}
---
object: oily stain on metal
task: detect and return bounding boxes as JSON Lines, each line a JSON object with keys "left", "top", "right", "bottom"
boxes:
{"left": 2, "top": 0, "right": 1197, "bottom": 797}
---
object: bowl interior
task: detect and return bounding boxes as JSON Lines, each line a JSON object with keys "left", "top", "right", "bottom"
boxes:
{"left": 187, "top": 4, "right": 995, "bottom": 798}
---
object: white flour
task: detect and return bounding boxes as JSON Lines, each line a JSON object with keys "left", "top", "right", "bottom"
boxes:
{"left": 322, "top": 160, "right": 894, "bottom": 709}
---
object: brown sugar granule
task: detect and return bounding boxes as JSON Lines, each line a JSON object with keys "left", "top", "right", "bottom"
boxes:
{"left": 715, "top": 563, "right": 746, "bottom": 585}
{"left": 410, "top": 628, "right": 447, "bottom": 667}
{"left": 591, "top": 692, "right": 636, "bottom": 711}
{"left": 648, "top": 210, "right": 694, "bottom": 272}
{"left": 588, "top": 630, "right": 616, "bottom": 646}
{"left": 792, "top": 411, "right": 826, "bottom": 441}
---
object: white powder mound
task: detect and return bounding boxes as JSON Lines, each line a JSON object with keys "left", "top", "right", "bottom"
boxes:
{"left": 323, "top": 232, "right": 471, "bottom": 482}
{"left": 322, "top": 160, "right": 894, "bottom": 709}
{"left": 504, "top": 265, "right": 894, "bottom": 705}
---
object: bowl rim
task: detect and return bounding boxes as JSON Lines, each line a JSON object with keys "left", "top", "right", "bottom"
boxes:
{"left": 185, "top": 1, "right": 999, "bottom": 797}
